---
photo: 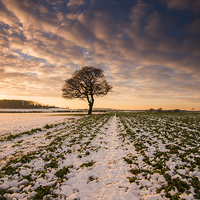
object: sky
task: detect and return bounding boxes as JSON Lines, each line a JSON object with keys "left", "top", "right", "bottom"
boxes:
{"left": 0, "top": 0, "right": 200, "bottom": 110}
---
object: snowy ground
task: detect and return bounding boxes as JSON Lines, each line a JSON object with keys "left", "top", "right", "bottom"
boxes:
{"left": 0, "top": 108, "right": 71, "bottom": 113}
{"left": 0, "top": 113, "right": 81, "bottom": 136}
{"left": 0, "top": 112, "right": 199, "bottom": 199}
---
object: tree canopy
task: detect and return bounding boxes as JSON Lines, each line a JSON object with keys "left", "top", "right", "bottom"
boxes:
{"left": 62, "top": 66, "right": 112, "bottom": 114}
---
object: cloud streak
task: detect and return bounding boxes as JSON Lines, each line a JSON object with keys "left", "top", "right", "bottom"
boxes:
{"left": 0, "top": 0, "right": 199, "bottom": 109}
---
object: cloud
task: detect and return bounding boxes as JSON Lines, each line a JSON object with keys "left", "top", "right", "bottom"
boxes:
{"left": 55, "top": 21, "right": 92, "bottom": 49}
{"left": 163, "top": 0, "right": 200, "bottom": 16}
{"left": 0, "top": 0, "right": 199, "bottom": 108}
{"left": 184, "top": 18, "right": 200, "bottom": 35}
{"left": 0, "top": 3, "right": 19, "bottom": 27}
{"left": 163, "top": 0, "right": 199, "bottom": 10}
{"left": 67, "top": 0, "right": 85, "bottom": 7}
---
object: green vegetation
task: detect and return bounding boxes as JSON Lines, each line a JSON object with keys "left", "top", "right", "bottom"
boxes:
{"left": 117, "top": 112, "right": 200, "bottom": 199}
{"left": 33, "top": 185, "right": 57, "bottom": 200}
{"left": 0, "top": 112, "right": 200, "bottom": 199}
{"left": 88, "top": 176, "right": 99, "bottom": 183}
{"left": 0, "top": 122, "right": 65, "bottom": 142}
{"left": 55, "top": 166, "right": 72, "bottom": 181}
{"left": 80, "top": 160, "right": 96, "bottom": 168}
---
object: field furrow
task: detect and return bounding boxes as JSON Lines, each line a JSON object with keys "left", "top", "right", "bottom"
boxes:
{"left": 0, "top": 112, "right": 200, "bottom": 200}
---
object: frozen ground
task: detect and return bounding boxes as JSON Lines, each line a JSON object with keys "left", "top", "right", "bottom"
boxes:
{"left": 0, "top": 113, "right": 80, "bottom": 136}
{"left": 0, "top": 112, "right": 199, "bottom": 199}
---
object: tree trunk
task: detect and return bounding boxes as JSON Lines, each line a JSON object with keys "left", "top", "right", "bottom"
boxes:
{"left": 88, "top": 102, "right": 93, "bottom": 114}
{"left": 87, "top": 94, "right": 94, "bottom": 115}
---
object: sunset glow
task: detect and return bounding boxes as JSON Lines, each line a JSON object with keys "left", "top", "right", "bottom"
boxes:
{"left": 0, "top": 0, "right": 200, "bottom": 110}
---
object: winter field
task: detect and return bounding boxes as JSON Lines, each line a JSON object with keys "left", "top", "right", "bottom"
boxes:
{"left": 0, "top": 112, "right": 200, "bottom": 200}
{"left": 0, "top": 113, "right": 84, "bottom": 137}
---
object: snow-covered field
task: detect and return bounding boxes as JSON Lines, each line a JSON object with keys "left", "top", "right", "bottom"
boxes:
{"left": 0, "top": 108, "right": 71, "bottom": 113}
{"left": 0, "top": 112, "right": 199, "bottom": 199}
{"left": 0, "top": 113, "right": 81, "bottom": 136}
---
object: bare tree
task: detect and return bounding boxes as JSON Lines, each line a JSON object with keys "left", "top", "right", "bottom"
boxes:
{"left": 148, "top": 108, "right": 155, "bottom": 112}
{"left": 62, "top": 66, "right": 112, "bottom": 114}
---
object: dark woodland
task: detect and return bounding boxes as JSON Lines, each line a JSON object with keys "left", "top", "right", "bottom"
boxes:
{"left": 0, "top": 99, "right": 56, "bottom": 109}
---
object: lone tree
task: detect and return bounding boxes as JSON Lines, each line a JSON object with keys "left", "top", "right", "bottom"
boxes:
{"left": 62, "top": 66, "right": 112, "bottom": 114}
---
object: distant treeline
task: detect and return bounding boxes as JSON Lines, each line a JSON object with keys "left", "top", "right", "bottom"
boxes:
{"left": 0, "top": 99, "right": 57, "bottom": 109}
